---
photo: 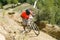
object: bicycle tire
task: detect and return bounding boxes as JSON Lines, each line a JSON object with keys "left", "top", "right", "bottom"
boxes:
{"left": 32, "top": 23, "right": 40, "bottom": 36}
{"left": 25, "top": 25, "right": 31, "bottom": 33}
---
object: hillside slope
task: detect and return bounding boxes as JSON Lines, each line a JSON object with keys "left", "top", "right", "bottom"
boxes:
{"left": 0, "top": 10, "right": 57, "bottom": 40}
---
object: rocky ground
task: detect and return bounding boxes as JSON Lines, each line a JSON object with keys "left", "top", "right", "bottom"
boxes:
{"left": 0, "top": 3, "right": 60, "bottom": 40}
{"left": 0, "top": 9, "right": 58, "bottom": 40}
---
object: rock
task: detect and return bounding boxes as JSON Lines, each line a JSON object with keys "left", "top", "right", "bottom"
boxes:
{"left": 0, "top": 3, "right": 58, "bottom": 40}
{"left": 42, "top": 24, "right": 60, "bottom": 40}
{"left": 0, "top": 34, "right": 6, "bottom": 40}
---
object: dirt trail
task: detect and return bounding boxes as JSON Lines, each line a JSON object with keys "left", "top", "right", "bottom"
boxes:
{"left": 0, "top": 10, "right": 57, "bottom": 40}
{"left": 25, "top": 31, "right": 57, "bottom": 40}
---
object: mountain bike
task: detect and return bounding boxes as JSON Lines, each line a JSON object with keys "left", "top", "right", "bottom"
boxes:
{"left": 25, "top": 17, "right": 40, "bottom": 36}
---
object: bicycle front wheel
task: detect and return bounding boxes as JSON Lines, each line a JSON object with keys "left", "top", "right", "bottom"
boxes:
{"left": 33, "top": 23, "right": 40, "bottom": 36}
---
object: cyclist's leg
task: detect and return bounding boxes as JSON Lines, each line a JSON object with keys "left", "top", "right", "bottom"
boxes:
{"left": 27, "top": 16, "right": 33, "bottom": 27}
{"left": 22, "top": 19, "right": 27, "bottom": 30}
{"left": 27, "top": 19, "right": 30, "bottom": 26}
{"left": 25, "top": 19, "right": 32, "bottom": 32}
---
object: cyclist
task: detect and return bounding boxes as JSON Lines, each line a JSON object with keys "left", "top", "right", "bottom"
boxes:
{"left": 21, "top": 9, "right": 33, "bottom": 33}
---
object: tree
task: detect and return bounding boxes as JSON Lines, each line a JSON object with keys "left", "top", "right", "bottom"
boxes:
{"left": 27, "top": 0, "right": 35, "bottom": 5}
{"left": 33, "top": 0, "right": 38, "bottom": 8}
{"left": 6, "top": 0, "right": 11, "bottom": 4}
{"left": 36, "top": 0, "right": 60, "bottom": 25}
{"left": 11, "top": 0, "right": 18, "bottom": 4}
{"left": 19, "top": 0, "right": 26, "bottom": 3}
{"left": 0, "top": 2, "right": 3, "bottom": 8}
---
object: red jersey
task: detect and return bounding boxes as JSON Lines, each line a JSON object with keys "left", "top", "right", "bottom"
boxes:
{"left": 21, "top": 11, "right": 29, "bottom": 19}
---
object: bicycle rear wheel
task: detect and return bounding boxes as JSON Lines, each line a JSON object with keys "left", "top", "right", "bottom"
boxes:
{"left": 33, "top": 23, "right": 40, "bottom": 36}
{"left": 25, "top": 25, "right": 31, "bottom": 33}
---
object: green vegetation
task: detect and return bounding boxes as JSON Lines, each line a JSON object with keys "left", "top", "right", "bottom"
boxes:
{"left": 0, "top": 0, "right": 60, "bottom": 26}
{"left": 36, "top": 0, "right": 60, "bottom": 26}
